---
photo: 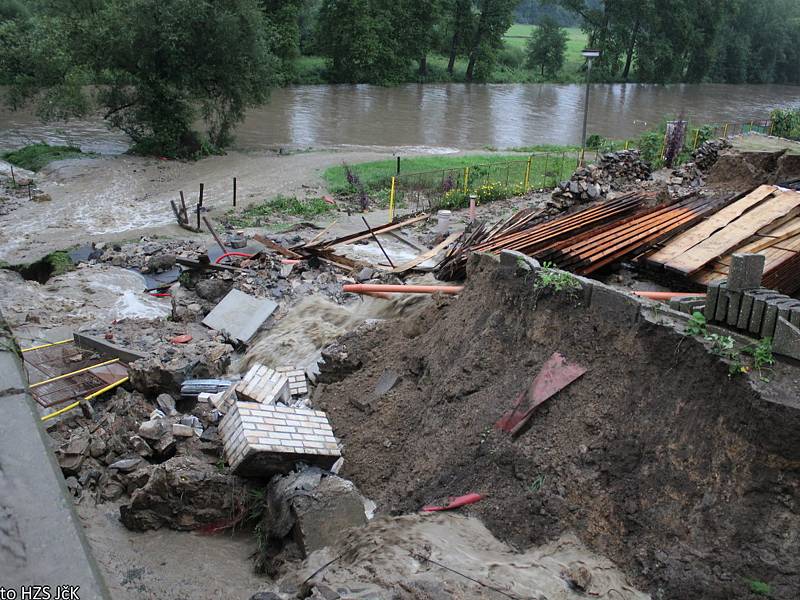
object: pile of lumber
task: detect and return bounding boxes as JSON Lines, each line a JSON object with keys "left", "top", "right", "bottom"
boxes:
{"left": 644, "top": 185, "right": 800, "bottom": 294}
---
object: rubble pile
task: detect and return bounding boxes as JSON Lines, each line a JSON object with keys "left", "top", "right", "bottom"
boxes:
{"left": 552, "top": 150, "right": 652, "bottom": 206}
{"left": 668, "top": 139, "right": 733, "bottom": 188}
{"left": 101, "top": 238, "right": 205, "bottom": 272}
{"left": 0, "top": 167, "right": 52, "bottom": 216}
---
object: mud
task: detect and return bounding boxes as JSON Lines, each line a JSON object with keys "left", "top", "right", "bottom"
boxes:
{"left": 313, "top": 254, "right": 800, "bottom": 599}
{"left": 284, "top": 513, "right": 649, "bottom": 599}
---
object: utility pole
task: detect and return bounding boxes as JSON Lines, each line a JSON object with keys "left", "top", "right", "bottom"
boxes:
{"left": 580, "top": 49, "right": 601, "bottom": 167}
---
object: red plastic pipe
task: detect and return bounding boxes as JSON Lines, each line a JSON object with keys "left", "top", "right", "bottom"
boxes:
{"left": 215, "top": 251, "right": 254, "bottom": 264}
{"left": 632, "top": 291, "right": 706, "bottom": 300}
{"left": 343, "top": 284, "right": 464, "bottom": 295}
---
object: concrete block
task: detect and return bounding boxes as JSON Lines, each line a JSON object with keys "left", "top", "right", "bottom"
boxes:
{"left": 777, "top": 300, "right": 800, "bottom": 324}
{"left": 749, "top": 292, "right": 784, "bottom": 335}
{"left": 218, "top": 402, "right": 340, "bottom": 477}
{"left": 499, "top": 249, "right": 541, "bottom": 273}
{"left": 773, "top": 317, "right": 800, "bottom": 360}
{"left": 572, "top": 274, "right": 594, "bottom": 307}
{"left": 736, "top": 291, "right": 756, "bottom": 330}
{"left": 704, "top": 281, "right": 722, "bottom": 321}
{"left": 727, "top": 253, "right": 765, "bottom": 292}
{"left": 791, "top": 308, "right": 800, "bottom": 328}
{"left": 762, "top": 297, "right": 791, "bottom": 340}
{"left": 202, "top": 289, "right": 277, "bottom": 344}
{"left": 588, "top": 282, "right": 641, "bottom": 326}
{"left": 726, "top": 290, "right": 743, "bottom": 327}
{"left": 714, "top": 283, "right": 729, "bottom": 323}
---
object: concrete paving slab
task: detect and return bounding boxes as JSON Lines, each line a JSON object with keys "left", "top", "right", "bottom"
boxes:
{"left": 202, "top": 289, "right": 277, "bottom": 344}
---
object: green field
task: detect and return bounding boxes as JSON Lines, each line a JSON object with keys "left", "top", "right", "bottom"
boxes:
{"left": 503, "top": 24, "right": 588, "bottom": 75}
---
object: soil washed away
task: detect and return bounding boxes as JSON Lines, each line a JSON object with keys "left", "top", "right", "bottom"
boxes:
{"left": 313, "top": 254, "right": 800, "bottom": 600}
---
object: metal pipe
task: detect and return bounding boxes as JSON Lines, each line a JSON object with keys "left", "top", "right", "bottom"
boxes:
{"left": 361, "top": 216, "right": 395, "bottom": 268}
{"left": 343, "top": 284, "right": 464, "bottom": 295}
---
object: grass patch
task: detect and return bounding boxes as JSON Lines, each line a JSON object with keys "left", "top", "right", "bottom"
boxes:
{"left": 3, "top": 143, "right": 92, "bottom": 171}
{"left": 224, "top": 195, "right": 333, "bottom": 227}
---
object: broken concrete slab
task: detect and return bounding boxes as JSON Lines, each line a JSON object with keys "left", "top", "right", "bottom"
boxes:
{"left": 500, "top": 249, "right": 541, "bottom": 273}
{"left": 773, "top": 317, "right": 800, "bottom": 360}
{"left": 202, "top": 289, "right": 277, "bottom": 344}
{"left": 219, "top": 402, "right": 340, "bottom": 477}
{"left": 235, "top": 363, "right": 290, "bottom": 404}
{"left": 588, "top": 281, "right": 640, "bottom": 326}
{"left": 727, "top": 253, "right": 765, "bottom": 292}
{"left": 73, "top": 331, "right": 148, "bottom": 363}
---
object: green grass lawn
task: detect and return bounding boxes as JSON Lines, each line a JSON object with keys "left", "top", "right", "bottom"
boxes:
{"left": 503, "top": 24, "right": 588, "bottom": 76}
{"left": 3, "top": 143, "right": 93, "bottom": 171}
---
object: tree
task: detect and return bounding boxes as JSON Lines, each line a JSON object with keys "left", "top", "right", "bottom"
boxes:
{"left": 397, "top": 0, "right": 445, "bottom": 76}
{"left": 526, "top": 16, "right": 567, "bottom": 76}
{"left": 2, "top": 0, "right": 279, "bottom": 157}
{"left": 464, "top": 0, "right": 517, "bottom": 82}
{"left": 444, "top": 0, "right": 475, "bottom": 74}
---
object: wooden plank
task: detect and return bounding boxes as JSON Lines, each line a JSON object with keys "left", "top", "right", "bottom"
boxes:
{"left": 665, "top": 191, "right": 800, "bottom": 275}
{"left": 311, "top": 214, "right": 429, "bottom": 249}
{"left": 647, "top": 185, "right": 778, "bottom": 264}
{"left": 253, "top": 234, "right": 303, "bottom": 259}
{"left": 391, "top": 232, "right": 461, "bottom": 273}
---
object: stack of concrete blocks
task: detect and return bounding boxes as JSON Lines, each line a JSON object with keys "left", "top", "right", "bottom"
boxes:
{"left": 668, "top": 296, "right": 707, "bottom": 315}
{"left": 218, "top": 402, "right": 340, "bottom": 476}
{"left": 235, "top": 363, "right": 290, "bottom": 405}
{"left": 704, "top": 253, "right": 800, "bottom": 359}
{"left": 276, "top": 366, "right": 309, "bottom": 397}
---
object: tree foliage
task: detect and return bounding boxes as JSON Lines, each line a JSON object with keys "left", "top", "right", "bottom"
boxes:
{"left": 1, "top": 0, "right": 280, "bottom": 157}
{"left": 526, "top": 16, "right": 567, "bottom": 76}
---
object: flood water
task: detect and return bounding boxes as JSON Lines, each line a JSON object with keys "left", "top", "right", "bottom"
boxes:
{"left": 1, "top": 83, "right": 798, "bottom": 154}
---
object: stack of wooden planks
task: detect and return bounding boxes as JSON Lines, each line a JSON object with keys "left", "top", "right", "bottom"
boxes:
{"left": 542, "top": 194, "right": 724, "bottom": 275}
{"left": 644, "top": 185, "right": 800, "bottom": 294}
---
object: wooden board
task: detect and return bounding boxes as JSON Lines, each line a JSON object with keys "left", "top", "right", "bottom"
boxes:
{"left": 647, "top": 185, "right": 777, "bottom": 264}
{"left": 665, "top": 191, "right": 800, "bottom": 275}
{"left": 391, "top": 232, "right": 461, "bottom": 274}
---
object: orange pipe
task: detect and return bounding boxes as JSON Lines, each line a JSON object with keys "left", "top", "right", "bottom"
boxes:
{"left": 632, "top": 291, "right": 706, "bottom": 300}
{"left": 343, "top": 284, "right": 464, "bottom": 295}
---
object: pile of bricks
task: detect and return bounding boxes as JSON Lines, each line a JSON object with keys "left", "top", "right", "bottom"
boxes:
{"left": 235, "top": 363, "right": 290, "bottom": 405}
{"left": 276, "top": 366, "right": 309, "bottom": 397}
{"left": 219, "top": 402, "right": 340, "bottom": 476}
{"left": 704, "top": 253, "right": 800, "bottom": 359}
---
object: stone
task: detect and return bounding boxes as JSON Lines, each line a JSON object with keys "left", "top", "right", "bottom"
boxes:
{"left": 155, "top": 393, "right": 177, "bottom": 415}
{"left": 195, "top": 278, "right": 233, "bottom": 302}
{"left": 291, "top": 475, "right": 368, "bottom": 556}
{"left": 109, "top": 458, "right": 142, "bottom": 473}
{"left": 218, "top": 402, "right": 340, "bottom": 477}
{"left": 130, "top": 435, "right": 153, "bottom": 458}
{"left": 151, "top": 433, "right": 176, "bottom": 459}
{"left": 773, "top": 317, "right": 800, "bottom": 360}
{"left": 563, "top": 563, "right": 592, "bottom": 591}
{"left": 138, "top": 418, "right": 169, "bottom": 441}
{"left": 202, "top": 289, "right": 278, "bottom": 344}
{"left": 119, "top": 456, "right": 246, "bottom": 531}
{"left": 172, "top": 423, "right": 195, "bottom": 437}
{"left": 64, "top": 476, "right": 81, "bottom": 496}
{"left": 248, "top": 594, "right": 282, "bottom": 600}
{"left": 727, "top": 253, "right": 765, "bottom": 292}
{"left": 89, "top": 438, "right": 107, "bottom": 458}
{"left": 146, "top": 254, "right": 176, "bottom": 273}
{"left": 180, "top": 414, "right": 204, "bottom": 436}
{"left": 374, "top": 370, "right": 400, "bottom": 397}
{"left": 101, "top": 480, "right": 125, "bottom": 501}
{"left": 356, "top": 267, "right": 375, "bottom": 282}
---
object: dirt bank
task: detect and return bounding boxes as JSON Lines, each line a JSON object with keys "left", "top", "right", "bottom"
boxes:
{"left": 313, "top": 254, "right": 800, "bottom": 599}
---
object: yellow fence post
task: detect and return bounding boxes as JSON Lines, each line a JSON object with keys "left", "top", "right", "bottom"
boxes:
{"left": 389, "top": 176, "right": 396, "bottom": 221}
{"left": 463, "top": 167, "right": 470, "bottom": 194}
{"left": 624, "top": 140, "right": 629, "bottom": 151}
{"left": 692, "top": 129, "right": 700, "bottom": 150}
{"left": 723, "top": 123, "right": 729, "bottom": 138}
{"left": 769, "top": 120, "right": 774, "bottom": 136}
{"left": 524, "top": 156, "right": 532, "bottom": 190}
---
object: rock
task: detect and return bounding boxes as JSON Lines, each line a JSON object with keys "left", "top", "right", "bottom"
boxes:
{"left": 563, "top": 563, "right": 592, "bottom": 591}
{"left": 356, "top": 267, "right": 376, "bottom": 282}
{"left": 150, "top": 409, "right": 166, "bottom": 420}
{"left": 179, "top": 414, "right": 203, "bottom": 436}
{"left": 119, "top": 456, "right": 247, "bottom": 531}
{"left": 172, "top": 423, "right": 194, "bottom": 437}
{"left": 195, "top": 278, "right": 233, "bottom": 302}
{"left": 145, "top": 254, "right": 176, "bottom": 273}
{"left": 200, "top": 426, "right": 219, "bottom": 444}
{"left": 248, "top": 594, "right": 281, "bottom": 600}
{"left": 155, "top": 393, "right": 177, "bottom": 415}
{"left": 89, "top": 438, "right": 107, "bottom": 458}
{"left": 129, "top": 435, "right": 153, "bottom": 458}
{"left": 187, "top": 303, "right": 202, "bottom": 313}
{"left": 151, "top": 433, "right": 176, "bottom": 459}
{"left": 31, "top": 193, "right": 52, "bottom": 203}
{"left": 64, "top": 436, "right": 90, "bottom": 456}
{"left": 65, "top": 476, "right": 81, "bottom": 496}
{"left": 129, "top": 343, "right": 232, "bottom": 395}
{"left": 58, "top": 453, "right": 85, "bottom": 477}
{"left": 138, "top": 418, "right": 169, "bottom": 441}
{"left": 100, "top": 479, "right": 125, "bottom": 501}
{"left": 109, "top": 458, "right": 142, "bottom": 473}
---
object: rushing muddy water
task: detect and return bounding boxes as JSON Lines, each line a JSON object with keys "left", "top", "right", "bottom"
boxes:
{"left": 2, "top": 83, "right": 799, "bottom": 154}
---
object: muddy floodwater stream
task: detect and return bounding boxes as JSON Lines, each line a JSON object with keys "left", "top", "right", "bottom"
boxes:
{"left": 2, "top": 83, "right": 799, "bottom": 154}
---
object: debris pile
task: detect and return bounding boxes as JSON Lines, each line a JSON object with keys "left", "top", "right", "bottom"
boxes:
{"left": 552, "top": 150, "right": 652, "bottom": 205}
{"left": 692, "top": 138, "right": 732, "bottom": 171}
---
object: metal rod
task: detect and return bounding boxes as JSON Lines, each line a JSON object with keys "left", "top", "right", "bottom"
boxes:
{"left": 233, "top": 177, "right": 237, "bottom": 207}
{"left": 361, "top": 216, "right": 395, "bottom": 268}
{"left": 179, "top": 191, "right": 188, "bottom": 222}
{"left": 203, "top": 216, "right": 227, "bottom": 255}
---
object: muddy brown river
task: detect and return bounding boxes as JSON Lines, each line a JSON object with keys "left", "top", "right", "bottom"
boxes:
{"left": 2, "top": 83, "right": 799, "bottom": 153}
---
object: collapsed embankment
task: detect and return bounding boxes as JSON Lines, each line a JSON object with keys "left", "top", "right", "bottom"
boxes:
{"left": 314, "top": 253, "right": 800, "bottom": 599}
